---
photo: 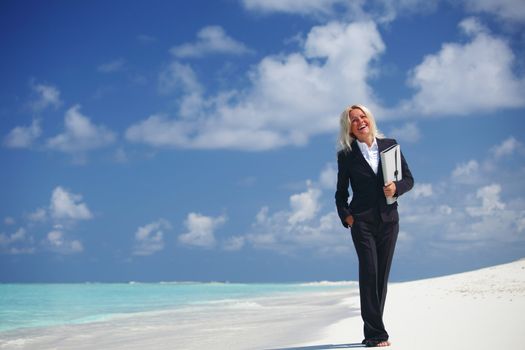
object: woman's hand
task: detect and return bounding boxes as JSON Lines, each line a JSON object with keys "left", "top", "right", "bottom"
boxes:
{"left": 345, "top": 215, "right": 354, "bottom": 228}
{"left": 383, "top": 181, "right": 397, "bottom": 198}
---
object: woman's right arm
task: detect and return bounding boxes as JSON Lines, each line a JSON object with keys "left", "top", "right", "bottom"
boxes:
{"left": 335, "top": 151, "right": 353, "bottom": 228}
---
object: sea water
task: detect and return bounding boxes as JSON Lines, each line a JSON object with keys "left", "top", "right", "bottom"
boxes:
{"left": 0, "top": 282, "right": 356, "bottom": 333}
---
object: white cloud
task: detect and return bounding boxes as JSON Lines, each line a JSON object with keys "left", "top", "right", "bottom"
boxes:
{"left": 451, "top": 160, "right": 480, "bottom": 183}
{"left": 137, "top": 34, "right": 157, "bottom": 44}
{"left": 241, "top": 0, "right": 346, "bottom": 17}
{"left": 242, "top": 0, "right": 438, "bottom": 23}
{"left": 50, "top": 186, "right": 93, "bottom": 221}
{"left": 125, "top": 114, "right": 193, "bottom": 148}
{"left": 12, "top": 187, "right": 93, "bottom": 254}
{"left": 158, "top": 61, "right": 203, "bottom": 95}
{"left": 466, "top": 184, "right": 505, "bottom": 217}
{"left": 238, "top": 173, "right": 350, "bottom": 255}
{"left": 397, "top": 230, "right": 412, "bottom": 242}
{"left": 246, "top": 207, "right": 350, "bottom": 255}
{"left": 45, "top": 230, "right": 83, "bottom": 254}
{"left": 219, "top": 134, "right": 519, "bottom": 257}
{"left": 490, "top": 136, "right": 521, "bottom": 158}
{"left": 388, "top": 122, "right": 421, "bottom": 143}
{"left": 4, "top": 217, "right": 15, "bottom": 225}
{"left": 462, "top": 0, "right": 525, "bottom": 23}
{"left": 133, "top": 219, "right": 171, "bottom": 256}
{"left": 399, "top": 137, "right": 525, "bottom": 250}
{"left": 238, "top": 176, "right": 257, "bottom": 187}
{"left": 319, "top": 162, "right": 337, "bottom": 189}
{"left": 29, "top": 82, "right": 62, "bottom": 112}
{"left": 256, "top": 206, "right": 269, "bottom": 223}
{"left": 128, "top": 21, "right": 385, "bottom": 151}
{"left": 411, "top": 183, "right": 433, "bottom": 199}
{"left": 242, "top": 0, "right": 522, "bottom": 25}
{"left": 178, "top": 213, "right": 227, "bottom": 248}
{"left": 170, "top": 26, "right": 253, "bottom": 58}
{"left": 458, "top": 15, "right": 488, "bottom": 35}
{"left": 156, "top": 61, "right": 208, "bottom": 124}
{"left": 444, "top": 203, "right": 524, "bottom": 243}
{"left": 288, "top": 181, "right": 321, "bottom": 224}
{"left": 222, "top": 236, "right": 246, "bottom": 251}
{"left": 439, "top": 205, "right": 453, "bottom": 215}
{"left": 0, "top": 228, "right": 35, "bottom": 255}
{"left": 402, "top": 186, "right": 511, "bottom": 245}
{"left": 518, "top": 213, "right": 525, "bottom": 233}
{"left": 0, "top": 228, "right": 25, "bottom": 243}
{"left": 47, "top": 105, "right": 116, "bottom": 157}
{"left": 28, "top": 207, "right": 47, "bottom": 222}
{"left": 220, "top": 134, "right": 525, "bottom": 259}
{"left": 374, "top": 0, "right": 440, "bottom": 22}
{"left": 400, "top": 17, "right": 525, "bottom": 116}
{"left": 97, "top": 58, "right": 126, "bottom": 73}
{"left": 3, "top": 119, "right": 42, "bottom": 149}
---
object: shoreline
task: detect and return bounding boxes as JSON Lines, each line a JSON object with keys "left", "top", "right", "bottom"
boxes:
{"left": 1, "top": 259, "right": 524, "bottom": 349}
{"left": 0, "top": 288, "right": 359, "bottom": 350}
{"left": 0, "top": 282, "right": 358, "bottom": 334}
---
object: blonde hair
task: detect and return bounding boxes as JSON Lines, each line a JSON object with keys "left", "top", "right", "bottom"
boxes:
{"left": 337, "top": 104, "right": 383, "bottom": 152}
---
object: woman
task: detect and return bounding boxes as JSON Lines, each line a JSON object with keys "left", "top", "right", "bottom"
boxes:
{"left": 335, "top": 104, "right": 414, "bottom": 347}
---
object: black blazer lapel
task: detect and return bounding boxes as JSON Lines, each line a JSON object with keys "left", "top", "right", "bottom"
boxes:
{"left": 376, "top": 138, "right": 387, "bottom": 182}
{"left": 377, "top": 138, "right": 392, "bottom": 153}
{"left": 351, "top": 140, "right": 376, "bottom": 177}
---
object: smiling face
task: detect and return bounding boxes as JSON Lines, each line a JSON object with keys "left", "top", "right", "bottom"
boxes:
{"left": 349, "top": 107, "right": 372, "bottom": 144}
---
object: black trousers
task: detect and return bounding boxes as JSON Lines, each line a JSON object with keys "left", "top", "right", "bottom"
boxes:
{"left": 350, "top": 209, "right": 399, "bottom": 342}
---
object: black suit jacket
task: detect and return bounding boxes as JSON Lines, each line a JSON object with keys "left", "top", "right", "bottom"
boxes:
{"left": 335, "top": 138, "right": 414, "bottom": 228}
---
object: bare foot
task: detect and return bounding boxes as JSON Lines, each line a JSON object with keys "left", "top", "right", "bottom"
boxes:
{"left": 366, "top": 340, "right": 391, "bottom": 347}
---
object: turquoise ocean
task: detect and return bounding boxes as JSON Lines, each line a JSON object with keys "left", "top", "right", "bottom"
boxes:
{"left": 0, "top": 282, "right": 356, "bottom": 333}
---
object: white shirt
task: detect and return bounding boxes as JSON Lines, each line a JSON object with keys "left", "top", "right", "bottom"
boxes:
{"left": 357, "top": 138, "right": 379, "bottom": 174}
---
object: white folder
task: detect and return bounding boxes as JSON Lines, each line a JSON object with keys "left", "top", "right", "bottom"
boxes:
{"left": 380, "top": 144, "right": 402, "bottom": 205}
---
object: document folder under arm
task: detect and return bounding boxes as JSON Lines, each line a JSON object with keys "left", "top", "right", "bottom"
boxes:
{"left": 380, "top": 144, "right": 402, "bottom": 205}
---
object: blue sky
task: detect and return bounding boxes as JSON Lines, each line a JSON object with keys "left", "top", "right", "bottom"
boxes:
{"left": 1, "top": 0, "right": 524, "bottom": 283}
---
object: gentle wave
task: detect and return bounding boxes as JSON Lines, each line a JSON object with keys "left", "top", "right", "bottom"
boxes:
{"left": 299, "top": 280, "right": 358, "bottom": 287}
{"left": 0, "top": 282, "right": 358, "bottom": 333}
{"left": 191, "top": 298, "right": 264, "bottom": 309}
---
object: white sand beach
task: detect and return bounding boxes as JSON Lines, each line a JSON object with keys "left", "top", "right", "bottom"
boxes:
{"left": 293, "top": 258, "right": 525, "bottom": 350}
{"left": 1, "top": 259, "right": 524, "bottom": 350}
